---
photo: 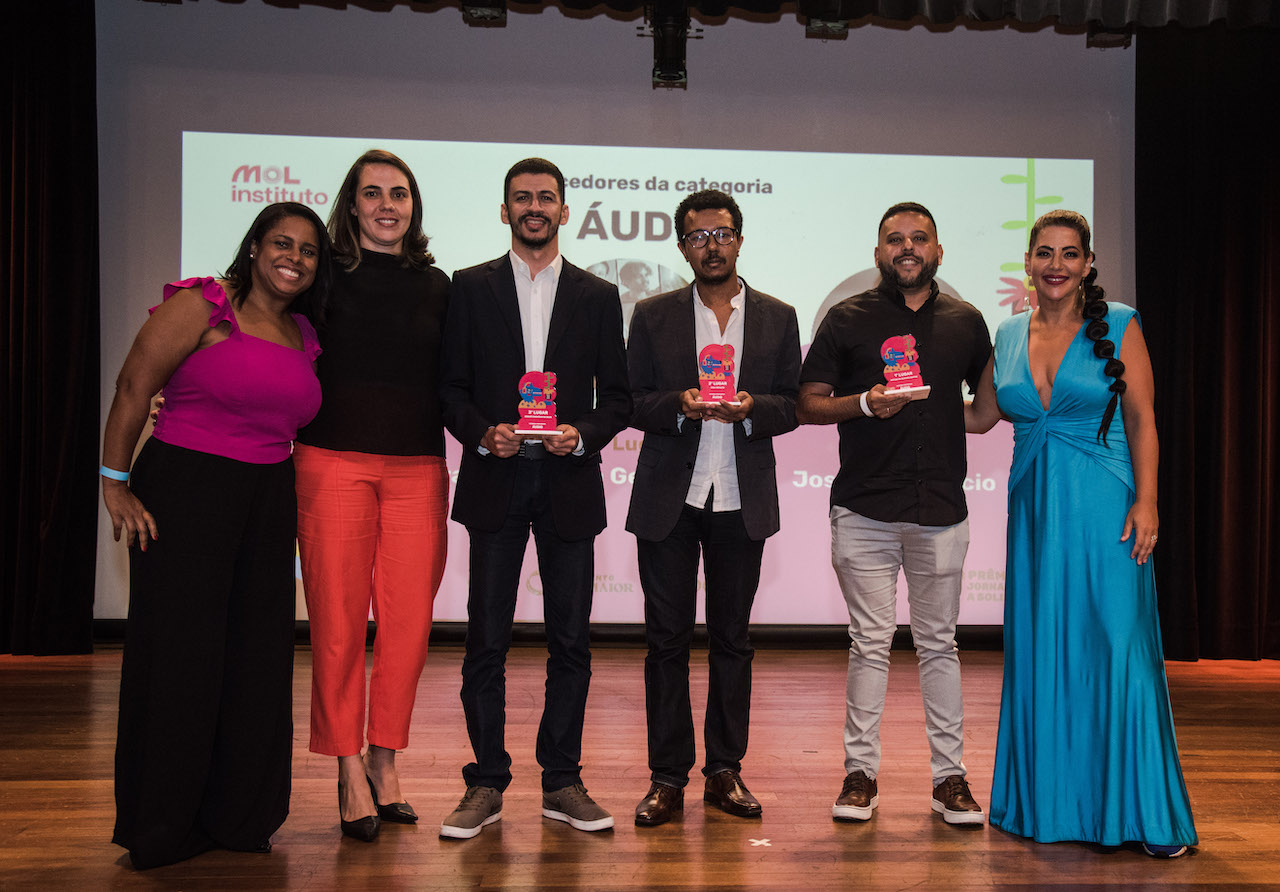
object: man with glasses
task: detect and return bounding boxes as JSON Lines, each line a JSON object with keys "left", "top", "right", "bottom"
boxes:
{"left": 624, "top": 189, "right": 801, "bottom": 827}
{"left": 796, "top": 202, "right": 991, "bottom": 827}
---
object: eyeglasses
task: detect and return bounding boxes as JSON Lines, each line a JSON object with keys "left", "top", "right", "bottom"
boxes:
{"left": 680, "top": 227, "right": 739, "bottom": 248}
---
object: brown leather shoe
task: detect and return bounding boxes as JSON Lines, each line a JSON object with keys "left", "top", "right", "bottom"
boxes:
{"left": 703, "top": 769, "right": 762, "bottom": 818}
{"left": 634, "top": 782, "right": 684, "bottom": 826}
{"left": 931, "top": 775, "right": 984, "bottom": 825}
{"left": 832, "top": 770, "right": 878, "bottom": 822}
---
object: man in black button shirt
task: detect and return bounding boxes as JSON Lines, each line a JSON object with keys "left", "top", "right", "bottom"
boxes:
{"left": 796, "top": 202, "right": 991, "bottom": 827}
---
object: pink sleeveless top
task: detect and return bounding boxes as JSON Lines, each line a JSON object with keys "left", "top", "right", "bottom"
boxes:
{"left": 151, "top": 277, "right": 322, "bottom": 464}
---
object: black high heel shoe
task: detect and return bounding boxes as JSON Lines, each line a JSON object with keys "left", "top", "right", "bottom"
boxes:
{"left": 339, "top": 781, "right": 381, "bottom": 842}
{"left": 367, "top": 774, "right": 418, "bottom": 824}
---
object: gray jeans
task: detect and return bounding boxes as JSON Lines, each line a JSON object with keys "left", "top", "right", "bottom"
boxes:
{"left": 831, "top": 506, "right": 969, "bottom": 786}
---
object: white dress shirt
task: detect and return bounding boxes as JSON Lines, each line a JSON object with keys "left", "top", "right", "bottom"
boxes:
{"left": 686, "top": 281, "right": 745, "bottom": 512}
{"left": 510, "top": 249, "right": 562, "bottom": 373}
{"left": 495, "top": 251, "right": 584, "bottom": 456}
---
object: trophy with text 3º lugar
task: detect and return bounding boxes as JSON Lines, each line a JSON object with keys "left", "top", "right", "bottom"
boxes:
{"left": 881, "top": 334, "right": 931, "bottom": 400}
{"left": 515, "top": 371, "right": 558, "bottom": 435}
{"left": 697, "top": 344, "right": 741, "bottom": 406}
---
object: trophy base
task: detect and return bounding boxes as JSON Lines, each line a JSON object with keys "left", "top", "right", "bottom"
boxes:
{"left": 885, "top": 384, "right": 931, "bottom": 400}
{"left": 514, "top": 428, "right": 556, "bottom": 436}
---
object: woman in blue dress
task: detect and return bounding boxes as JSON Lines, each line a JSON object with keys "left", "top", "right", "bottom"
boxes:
{"left": 966, "top": 210, "right": 1197, "bottom": 858}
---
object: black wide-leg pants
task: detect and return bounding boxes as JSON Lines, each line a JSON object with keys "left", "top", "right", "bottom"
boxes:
{"left": 113, "top": 439, "right": 297, "bottom": 870}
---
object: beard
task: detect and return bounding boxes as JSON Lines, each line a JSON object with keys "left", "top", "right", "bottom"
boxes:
{"left": 511, "top": 213, "right": 558, "bottom": 249}
{"left": 693, "top": 251, "right": 735, "bottom": 286}
{"left": 878, "top": 255, "right": 939, "bottom": 293}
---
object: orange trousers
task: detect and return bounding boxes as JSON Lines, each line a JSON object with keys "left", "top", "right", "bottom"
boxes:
{"left": 295, "top": 444, "right": 448, "bottom": 756}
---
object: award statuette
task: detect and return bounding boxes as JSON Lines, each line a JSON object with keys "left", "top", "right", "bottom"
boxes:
{"left": 515, "top": 371, "right": 558, "bottom": 435}
{"left": 880, "top": 334, "right": 931, "bottom": 399}
{"left": 697, "top": 344, "right": 740, "bottom": 405}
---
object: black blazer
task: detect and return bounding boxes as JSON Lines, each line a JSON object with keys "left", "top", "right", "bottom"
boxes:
{"left": 441, "top": 255, "right": 631, "bottom": 539}
{"left": 625, "top": 282, "right": 801, "bottom": 542}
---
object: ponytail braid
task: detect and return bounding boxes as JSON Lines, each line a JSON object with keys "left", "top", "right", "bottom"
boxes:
{"left": 1079, "top": 267, "right": 1125, "bottom": 444}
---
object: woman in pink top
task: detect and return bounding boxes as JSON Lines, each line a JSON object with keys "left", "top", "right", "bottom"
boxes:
{"left": 101, "top": 202, "right": 331, "bottom": 870}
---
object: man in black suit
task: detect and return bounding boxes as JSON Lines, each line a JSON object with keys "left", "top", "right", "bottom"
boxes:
{"left": 439, "top": 158, "right": 631, "bottom": 839}
{"left": 625, "top": 190, "right": 801, "bottom": 826}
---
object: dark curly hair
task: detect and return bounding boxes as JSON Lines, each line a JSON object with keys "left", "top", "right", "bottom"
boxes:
{"left": 1029, "top": 209, "right": 1125, "bottom": 444}
{"left": 673, "top": 189, "right": 743, "bottom": 240}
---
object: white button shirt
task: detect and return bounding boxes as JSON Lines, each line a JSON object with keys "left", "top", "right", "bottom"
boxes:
{"left": 510, "top": 250, "right": 562, "bottom": 372}
{"left": 686, "top": 281, "right": 745, "bottom": 512}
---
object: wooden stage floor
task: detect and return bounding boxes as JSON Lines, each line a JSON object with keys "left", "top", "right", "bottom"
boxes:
{"left": 1, "top": 645, "right": 1277, "bottom": 890}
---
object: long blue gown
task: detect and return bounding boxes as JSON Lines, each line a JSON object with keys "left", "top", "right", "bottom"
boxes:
{"left": 988, "top": 302, "right": 1197, "bottom": 847}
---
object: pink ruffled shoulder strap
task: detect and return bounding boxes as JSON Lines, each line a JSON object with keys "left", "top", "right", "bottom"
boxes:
{"left": 151, "top": 276, "right": 237, "bottom": 330}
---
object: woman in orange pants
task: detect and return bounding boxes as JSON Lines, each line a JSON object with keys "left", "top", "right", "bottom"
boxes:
{"left": 295, "top": 150, "right": 450, "bottom": 841}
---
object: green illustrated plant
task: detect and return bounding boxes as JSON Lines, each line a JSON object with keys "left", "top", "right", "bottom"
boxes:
{"left": 997, "top": 159, "right": 1062, "bottom": 315}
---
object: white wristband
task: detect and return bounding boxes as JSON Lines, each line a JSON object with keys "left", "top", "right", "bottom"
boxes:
{"left": 859, "top": 391, "right": 874, "bottom": 417}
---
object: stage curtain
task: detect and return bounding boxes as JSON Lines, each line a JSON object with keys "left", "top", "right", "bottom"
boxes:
{"left": 1136, "top": 23, "right": 1280, "bottom": 659}
{"left": 0, "top": 2, "right": 101, "bottom": 655}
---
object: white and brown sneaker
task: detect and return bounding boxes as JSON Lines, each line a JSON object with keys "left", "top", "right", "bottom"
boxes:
{"left": 931, "top": 775, "right": 983, "bottom": 825}
{"left": 832, "top": 770, "right": 878, "bottom": 822}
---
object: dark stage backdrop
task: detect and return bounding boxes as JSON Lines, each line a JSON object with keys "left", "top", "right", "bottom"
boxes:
{"left": 1, "top": 2, "right": 101, "bottom": 654}
{"left": 1137, "top": 23, "right": 1280, "bottom": 660}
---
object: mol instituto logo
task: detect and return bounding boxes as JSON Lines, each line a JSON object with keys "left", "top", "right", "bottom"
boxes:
{"left": 229, "top": 163, "right": 329, "bottom": 206}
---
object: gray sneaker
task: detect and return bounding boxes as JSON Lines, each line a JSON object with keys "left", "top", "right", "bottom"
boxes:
{"left": 542, "top": 783, "right": 614, "bottom": 831}
{"left": 439, "top": 786, "right": 503, "bottom": 839}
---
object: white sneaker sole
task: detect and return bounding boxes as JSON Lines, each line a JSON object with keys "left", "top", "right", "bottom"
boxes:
{"left": 439, "top": 810, "right": 502, "bottom": 839}
{"left": 1141, "top": 843, "right": 1188, "bottom": 858}
{"left": 931, "top": 799, "right": 984, "bottom": 825}
{"left": 542, "top": 807, "right": 615, "bottom": 831}
{"left": 832, "top": 794, "right": 878, "bottom": 821}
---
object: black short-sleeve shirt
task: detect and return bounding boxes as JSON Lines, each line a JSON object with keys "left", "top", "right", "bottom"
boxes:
{"left": 800, "top": 282, "right": 991, "bottom": 526}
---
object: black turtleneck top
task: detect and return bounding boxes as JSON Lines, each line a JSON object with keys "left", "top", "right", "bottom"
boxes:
{"left": 298, "top": 250, "right": 450, "bottom": 456}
